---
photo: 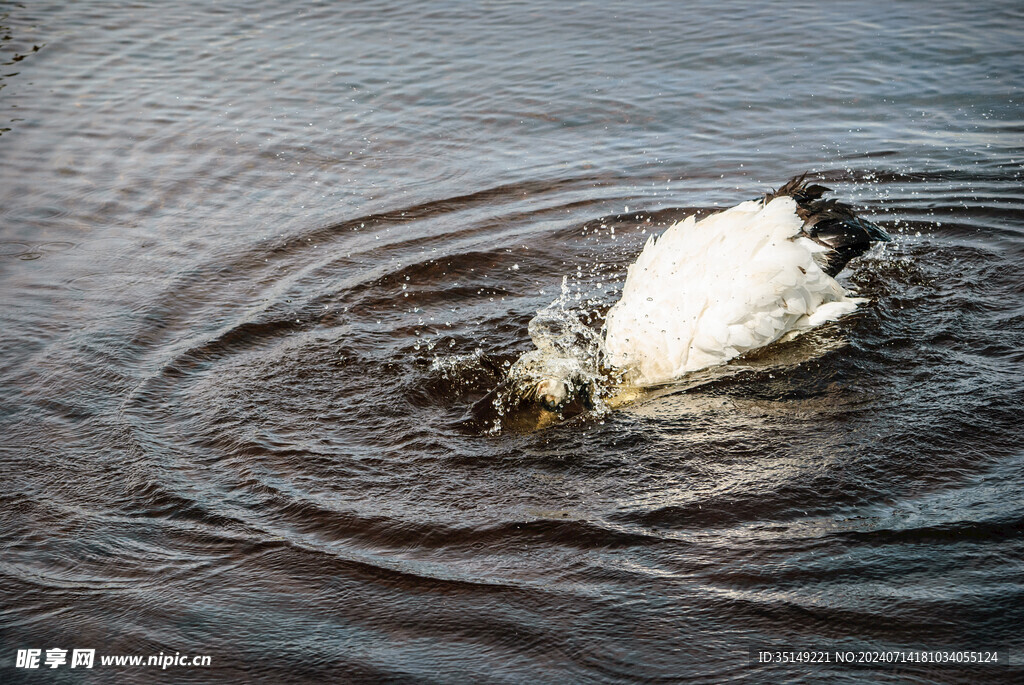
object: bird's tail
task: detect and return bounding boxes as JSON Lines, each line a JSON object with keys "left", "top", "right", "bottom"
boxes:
{"left": 766, "top": 173, "right": 891, "bottom": 277}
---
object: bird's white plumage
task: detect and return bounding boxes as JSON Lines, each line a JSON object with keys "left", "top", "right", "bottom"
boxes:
{"left": 603, "top": 196, "right": 862, "bottom": 385}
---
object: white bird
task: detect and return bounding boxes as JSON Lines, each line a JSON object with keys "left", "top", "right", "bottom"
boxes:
{"left": 476, "top": 174, "right": 890, "bottom": 430}
{"left": 604, "top": 175, "right": 890, "bottom": 385}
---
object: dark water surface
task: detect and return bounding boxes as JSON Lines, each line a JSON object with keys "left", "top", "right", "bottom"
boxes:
{"left": 2, "top": 1, "right": 1023, "bottom": 682}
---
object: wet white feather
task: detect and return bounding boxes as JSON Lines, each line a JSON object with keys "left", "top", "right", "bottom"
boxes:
{"left": 604, "top": 196, "right": 862, "bottom": 385}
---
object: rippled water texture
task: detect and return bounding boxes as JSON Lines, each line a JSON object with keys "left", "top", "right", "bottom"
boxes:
{"left": 2, "top": 1, "right": 1023, "bottom": 682}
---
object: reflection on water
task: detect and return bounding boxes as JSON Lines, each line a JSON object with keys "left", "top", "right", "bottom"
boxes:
{"left": 2, "top": 0, "right": 1023, "bottom": 681}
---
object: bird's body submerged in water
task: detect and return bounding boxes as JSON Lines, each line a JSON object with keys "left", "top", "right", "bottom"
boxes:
{"left": 475, "top": 174, "right": 890, "bottom": 430}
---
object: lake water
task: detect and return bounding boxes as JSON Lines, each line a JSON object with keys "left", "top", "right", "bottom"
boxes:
{"left": 2, "top": 1, "right": 1022, "bottom": 682}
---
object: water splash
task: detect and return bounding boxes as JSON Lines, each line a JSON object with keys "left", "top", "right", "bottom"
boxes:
{"left": 464, "top": 277, "right": 617, "bottom": 433}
